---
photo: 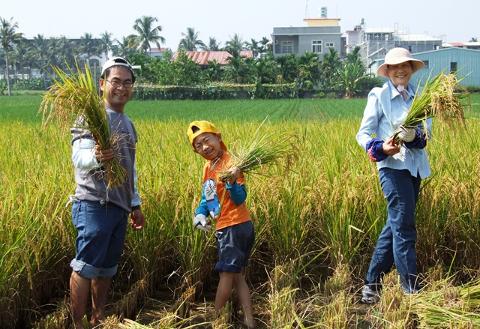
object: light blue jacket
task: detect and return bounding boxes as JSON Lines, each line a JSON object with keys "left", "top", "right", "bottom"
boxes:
{"left": 356, "top": 81, "right": 431, "bottom": 179}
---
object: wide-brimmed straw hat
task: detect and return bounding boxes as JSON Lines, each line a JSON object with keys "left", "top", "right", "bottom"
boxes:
{"left": 377, "top": 47, "right": 425, "bottom": 77}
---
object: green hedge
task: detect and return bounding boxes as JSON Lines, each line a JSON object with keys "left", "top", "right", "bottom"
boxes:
{"left": 134, "top": 83, "right": 298, "bottom": 100}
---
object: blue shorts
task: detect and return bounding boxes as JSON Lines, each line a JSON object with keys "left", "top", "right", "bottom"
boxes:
{"left": 215, "top": 221, "right": 255, "bottom": 273}
{"left": 70, "top": 200, "right": 128, "bottom": 279}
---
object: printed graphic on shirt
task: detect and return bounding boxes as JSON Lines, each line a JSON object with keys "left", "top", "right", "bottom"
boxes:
{"left": 203, "top": 179, "right": 220, "bottom": 219}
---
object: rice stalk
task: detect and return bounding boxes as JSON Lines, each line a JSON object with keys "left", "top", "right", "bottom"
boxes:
{"left": 39, "top": 63, "right": 126, "bottom": 187}
{"left": 394, "top": 73, "right": 467, "bottom": 142}
{"left": 218, "top": 130, "right": 295, "bottom": 182}
{"left": 410, "top": 278, "right": 480, "bottom": 328}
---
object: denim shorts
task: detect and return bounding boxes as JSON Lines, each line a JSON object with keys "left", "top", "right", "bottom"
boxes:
{"left": 215, "top": 221, "right": 255, "bottom": 273}
{"left": 70, "top": 200, "right": 128, "bottom": 279}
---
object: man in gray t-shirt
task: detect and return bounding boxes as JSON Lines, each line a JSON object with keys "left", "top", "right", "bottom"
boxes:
{"left": 69, "top": 57, "right": 145, "bottom": 329}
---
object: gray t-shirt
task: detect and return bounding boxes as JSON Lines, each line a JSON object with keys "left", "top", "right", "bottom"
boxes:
{"left": 71, "top": 108, "right": 137, "bottom": 212}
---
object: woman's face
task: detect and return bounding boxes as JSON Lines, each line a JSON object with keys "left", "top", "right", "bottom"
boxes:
{"left": 387, "top": 62, "right": 413, "bottom": 87}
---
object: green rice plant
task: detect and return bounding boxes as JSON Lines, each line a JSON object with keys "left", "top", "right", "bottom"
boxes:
{"left": 39, "top": 63, "right": 126, "bottom": 187}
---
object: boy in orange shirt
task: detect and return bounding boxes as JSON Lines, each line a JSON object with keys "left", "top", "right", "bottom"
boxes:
{"left": 187, "top": 120, "right": 255, "bottom": 328}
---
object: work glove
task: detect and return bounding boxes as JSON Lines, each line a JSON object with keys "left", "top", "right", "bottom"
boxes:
{"left": 193, "top": 214, "right": 211, "bottom": 232}
{"left": 396, "top": 125, "right": 416, "bottom": 143}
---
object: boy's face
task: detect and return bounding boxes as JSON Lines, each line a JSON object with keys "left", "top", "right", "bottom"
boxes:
{"left": 193, "top": 132, "right": 224, "bottom": 161}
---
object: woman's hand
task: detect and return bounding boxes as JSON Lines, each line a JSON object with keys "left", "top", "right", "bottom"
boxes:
{"left": 382, "top": 137, "right": 401, "bottom": 156}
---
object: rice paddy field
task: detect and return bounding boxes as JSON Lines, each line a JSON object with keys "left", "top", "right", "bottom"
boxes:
{"left": 1, "top": 94, "right": 480, "bottom": 328}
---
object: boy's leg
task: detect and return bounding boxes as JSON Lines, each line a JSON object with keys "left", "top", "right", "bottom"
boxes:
{"left": 215, "top": 272, "right": 235, "bottom": 314}
{"left": 90, "top": 276, "right": 111, "bottom": 325}
{"left": 234, "top": 271, "right": 254, "bottom": 328}
{"left": 70, "top": 271, "right": 90, "bottom": 329}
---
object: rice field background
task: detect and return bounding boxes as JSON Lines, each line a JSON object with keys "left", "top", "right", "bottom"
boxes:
{"left": 1, "top": 94, "right": 480, "bottom": 328}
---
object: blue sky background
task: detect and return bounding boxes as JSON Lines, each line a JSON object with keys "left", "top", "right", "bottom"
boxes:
{"left": 2, "top": 0, "right": 477, "bottom": 49}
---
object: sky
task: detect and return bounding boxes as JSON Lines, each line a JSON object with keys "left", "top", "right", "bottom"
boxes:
{"left": 2, "top": 0, "right": 478, "bottom": 50}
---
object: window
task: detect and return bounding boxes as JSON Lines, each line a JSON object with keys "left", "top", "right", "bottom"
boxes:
{"left": 312, "top": 40, "right": 323, "bottom": 53}
{"left": 450, "top": 62, "right": 457, "bottom": 72}
{"left": 280, "top": 41, "right": 293, "bottom": 54}
{"left": 325, "top": 42, "right": 334, "bottom": 48}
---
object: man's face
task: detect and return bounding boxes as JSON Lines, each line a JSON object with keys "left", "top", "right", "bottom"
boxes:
{"left": 100, "top": 66, "right": 134, "bottom": 111}
{"left": 387, "top": 62, "right": 413, "bottom": 88}
{"left": 193, "top": 132, "right": 224, "bottom": 161}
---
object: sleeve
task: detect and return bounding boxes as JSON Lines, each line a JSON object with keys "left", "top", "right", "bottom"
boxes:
{"left": 404, "top": 127, "right": 427, "bottom": 149}
{"left": 225, "top": 181, "right": 247, "bottom": 205}
{"left": 366, "top": 138, "right": 387, "bottom": 162}
{"left": 356, "top": 91, "right": 382, "bottom": 151}
{"left": 71, "top": 137, "right": 101, "bottom": 170}
{"left": 131, "top": 163, "right": 141, "bottom": 208}
{"left": 195, "top": 186, "right": 209, "bottom": 216}
{"left": 71, "top": 118, "right": 101, "bottom": 170}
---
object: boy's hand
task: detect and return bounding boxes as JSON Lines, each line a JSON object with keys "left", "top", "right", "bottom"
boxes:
{"left": 130, "top": 209, "right": 145, "bottom": 230}
{"left": 94, "top": 145, "right": 114, "bottom": 162}
{"left": 193, "top": 214, "right": 211, "bottom": 232}
{"left": 226, "top": 166, "right": 241, "bottom": 184}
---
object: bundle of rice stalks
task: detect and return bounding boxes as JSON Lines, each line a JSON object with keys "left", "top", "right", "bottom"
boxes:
{"left": 40, "top": 64, "right": 126, "bottom": 187}
{"left": 394, "top": 72, "right": 466, "bottom": 142}
{"left": 410, "top": 278, "right": 480, "bottom": 328}
{"left": 218, "top": 127, "right": 295, "bottom": 182}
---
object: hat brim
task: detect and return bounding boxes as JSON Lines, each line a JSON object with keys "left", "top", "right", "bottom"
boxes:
{"left": 377, "top": 59, "right": 425, "bottom": 77}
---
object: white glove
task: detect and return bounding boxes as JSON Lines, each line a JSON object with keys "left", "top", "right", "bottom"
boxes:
{"left": 193, "top": 214, "right": 211, "bottom": 232}
{"left": 396, "top": 126, "right": 416, "bottom": 143}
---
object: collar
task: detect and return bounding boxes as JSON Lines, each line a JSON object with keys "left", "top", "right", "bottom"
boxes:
{"left": 388, "top": 80, "right": 414, "bottom": 101}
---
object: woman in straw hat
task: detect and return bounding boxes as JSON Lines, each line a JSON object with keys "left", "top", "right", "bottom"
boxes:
{"left": 356, "top": 47, "right": 430, "bottom": 303}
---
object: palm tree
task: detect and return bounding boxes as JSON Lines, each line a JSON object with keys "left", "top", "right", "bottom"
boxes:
{"left": 207, "top": 37, "right": 221, "bottom": 51}
{"left": 245, "top": 38, "right": 259, "bottom": 58}
{"left": 100, "top": 31, "right": 113, "bottom": 59}
{"left": 225, "top": 34, "right": 244, "bottom": 57}
{"left": 80, "top": 32, "right": 101, "bottom": 65}
{"left": 0, "top": 17, "right": 23, "bottom": 96}
{"left": 133, "top": 16, "right": 165, "bottom": 53}
{"left": 114, "top": 35, "right": 139, "bottom": 58}
{"left": 178, "top": 27, "right": 206, "bottom": 51}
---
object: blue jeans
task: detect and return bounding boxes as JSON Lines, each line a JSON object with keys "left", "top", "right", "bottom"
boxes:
{"left": 365, "top": 168, "right": 421, "bottom": 293}
{"left": 70, "top": 200, "right": 128, "bottom": 279}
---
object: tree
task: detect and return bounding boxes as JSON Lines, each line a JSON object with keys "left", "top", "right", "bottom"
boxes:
{"left": 178, "top": 27, "right": 205, "bottom": 51}
{"left": 80, "top": 33, "right": 101, "bottom": 65}
{"left": 100, "top": 31, "right": 113, "bottom": 59}
{"left": 225, "top": 34, "right": 244, "bottom": 57}
{"left": 133, "top": 16, "right": 165, "bottom": 53}
{"left": 245, "top": 38, "right": 259, "bottom": 58}
{"left": 320, "top": 47, "right": 341, "bottom": 92}
{"left": 0, "top": 17, "right": 23, "bottom": 96}
{"left": 296, "top": 52, "right": 321, "bottom": 95}
{"left": 254, "top": 54, "right": 280, "bottom": 84}
{"left": 206, "top": 37, "right": 221, "bottom": 51}
{"left": 276, "top": 54, "right": 298, "bottom": 83}
{"left": 337, "top": 48, "right": 368, "bottom": 98}
{"left": 113, "top": 35, "right": 140, "bottom": 58}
